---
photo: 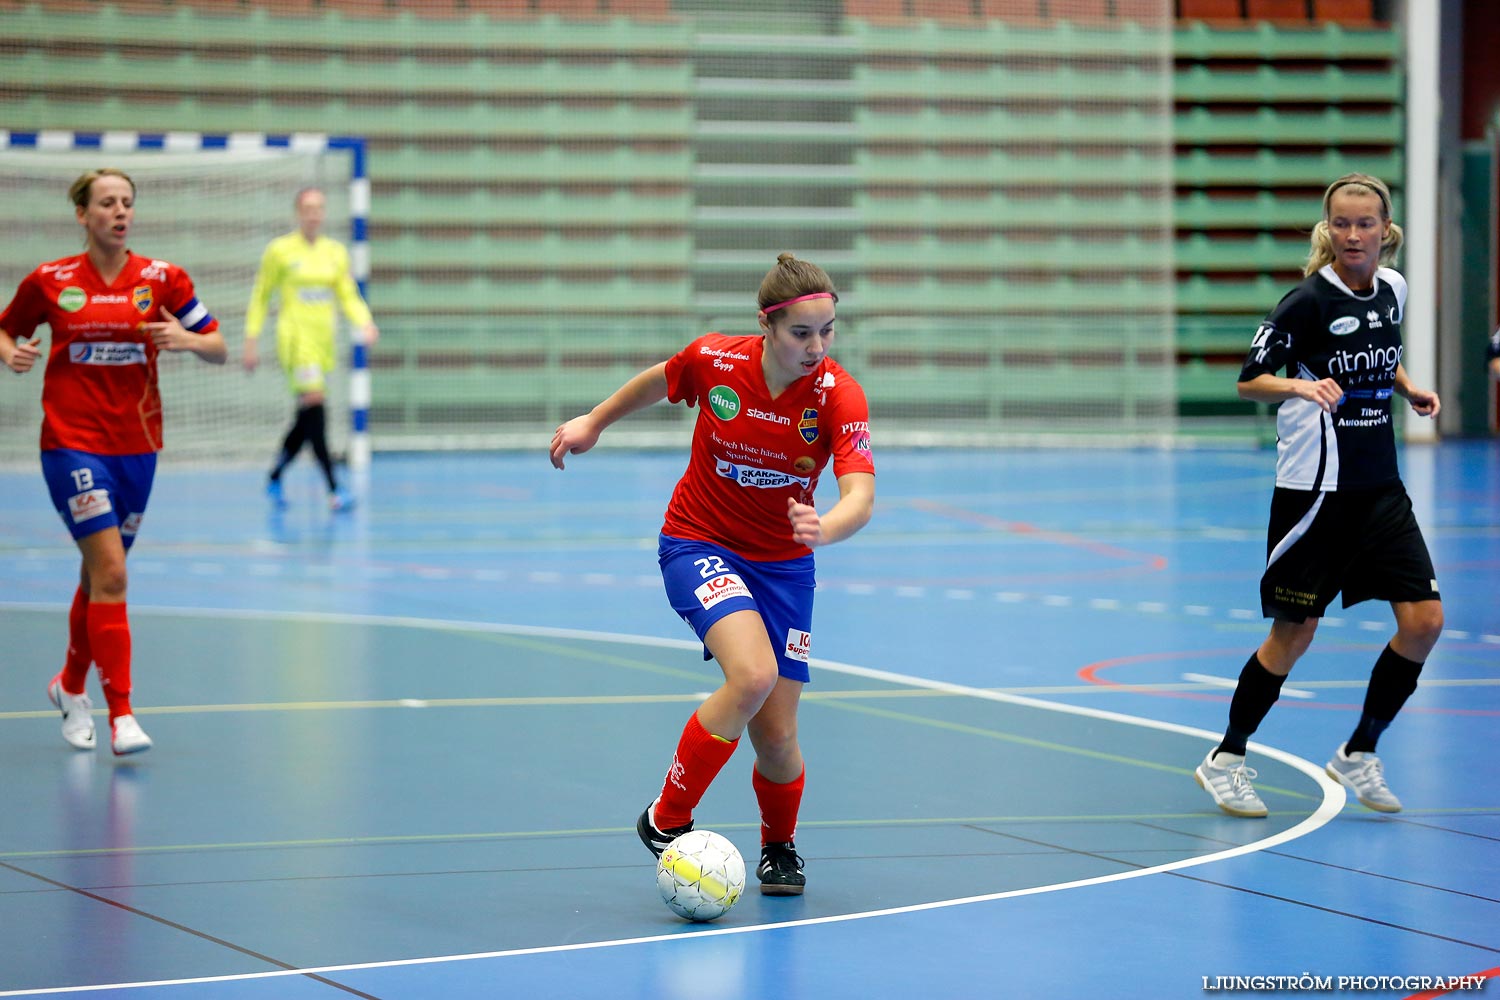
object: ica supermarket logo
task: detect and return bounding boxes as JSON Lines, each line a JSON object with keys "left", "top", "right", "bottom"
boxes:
{"left": 708, "top": 385, "right": 740, "bottom": 421}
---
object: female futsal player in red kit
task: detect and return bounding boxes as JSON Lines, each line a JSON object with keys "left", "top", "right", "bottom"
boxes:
{"left": 0, "top": 168, "right": 227, "bottom": 754}
{"left": 551, "top": 253, "right": 875, "bottom": 894}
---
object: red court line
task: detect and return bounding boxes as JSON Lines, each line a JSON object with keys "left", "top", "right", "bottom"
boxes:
{"left": 908, "top": 499, "right": 1168, "bottom": 573}
{"left": 1078, "top": 650, "right": 1500, "bottom": 717}
{"left": 1404, "top": 966, "right": 1500, "bottom": 999}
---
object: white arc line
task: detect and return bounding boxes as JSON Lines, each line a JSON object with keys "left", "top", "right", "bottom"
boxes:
{"left": 0, "top": 602, "right": 1346, "bottom": 998}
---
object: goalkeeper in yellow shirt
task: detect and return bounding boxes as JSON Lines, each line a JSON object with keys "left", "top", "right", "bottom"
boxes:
{"left": 243, "top": 187, "right": 377, "bottom": 511}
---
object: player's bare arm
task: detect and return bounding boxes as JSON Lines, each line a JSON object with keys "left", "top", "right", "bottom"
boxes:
{"left": 0, "top": 327, "right": 40, "bottom": 374}
{"left": 550, "top": 362, "right": 670, "bottom": 469}
{"left": 1393, "top": 363, "right": 1440, "bottom": 418}
{"left": 1237, "top": 371, "right": 1345, "bottom": 413}
{"left": 786, "top": 471, "right": 874, "bottom": 548}
{"left": 145, "top": 316, "right": 227, "bottom": 364}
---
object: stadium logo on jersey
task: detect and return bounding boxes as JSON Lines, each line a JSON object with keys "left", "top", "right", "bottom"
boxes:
{"left": 747, "top": 407, "right": 791, "bottom": 426}
{"left": 1328, "top": 316, "right": 1360, "bottom": 336}
{"left": 133, "top": 286, "right": 153, "bottom": 314}
{"left": 694, "top": 573, "right": 751, "bottom": 610}
{"left": 67, "top": 489, "right": 112, "bottom": 523}
{"left": 715, "top": 458, "right": 812, "bottom": 490}
{"left": 69, "top": 342, "right": 147, "bottom": 366}
{"left": 57, "top": 287, "right": 86, "bottom": 313}
{"left": 784, "top": 629, "right": 811, "bottom": 662}
{"left": 708, "top": 385, "right": 740, "bottom": 421}
{"left": 798, "top": 408, "right": 819, "bottom": 444}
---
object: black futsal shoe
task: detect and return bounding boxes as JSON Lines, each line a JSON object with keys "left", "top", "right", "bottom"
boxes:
{"left": 636, "top": 799, "right": 693, "bottom": 859}
{"left": 757, "top": 841, "right": 806, "bottom": 895}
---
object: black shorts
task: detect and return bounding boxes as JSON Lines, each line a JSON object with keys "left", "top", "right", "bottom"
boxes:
{"left": 1261, "top": 481, "right": 1440, "bottom": 622}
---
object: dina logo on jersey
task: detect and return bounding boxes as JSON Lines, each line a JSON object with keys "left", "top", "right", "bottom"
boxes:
{"left": 1328, "top": 316, "right": 1361, "bottom": 336}
{"left": 58, "top": 287, "right": 86, "bottom": 313}
{"left": 708, "top": 385, "right": 740, "bottom": 421}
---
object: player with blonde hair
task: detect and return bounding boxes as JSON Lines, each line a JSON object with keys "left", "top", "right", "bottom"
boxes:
{"left": 1194, "top": 174, "right": 1443, "bottom": 817}
{"left": 0, "top": 168, "right": 227, "bottom": 754}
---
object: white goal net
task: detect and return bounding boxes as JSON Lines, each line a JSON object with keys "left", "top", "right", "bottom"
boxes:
{"left": 0, "top": 139, "right": 355, "bottom": 468}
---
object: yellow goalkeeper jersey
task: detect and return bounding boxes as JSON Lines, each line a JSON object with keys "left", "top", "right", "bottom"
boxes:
{"left": 245, "top": 232, "right": 371, "bottom": 353}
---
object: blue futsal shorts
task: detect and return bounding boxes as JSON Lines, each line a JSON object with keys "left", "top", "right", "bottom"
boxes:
{"left": 658, "top": 533, "right": 816, "bottom": 683}
{"left": 40, "top": 449, "right": 157, "bottom": 549}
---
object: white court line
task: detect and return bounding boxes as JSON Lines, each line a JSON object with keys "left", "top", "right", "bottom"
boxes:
{"left": 0, "top": 602, "right": 1348, "bottom": 997}
{"left": 1182, "top": 671, "right": 1317, "bottom": 700}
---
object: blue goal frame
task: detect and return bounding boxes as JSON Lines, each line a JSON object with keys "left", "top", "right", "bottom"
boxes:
{"left": 0, "top": 130, "right": 374, "bottom": 469}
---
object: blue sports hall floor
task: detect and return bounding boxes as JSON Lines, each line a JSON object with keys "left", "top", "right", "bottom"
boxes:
{"left": 1, "top": 442, "right": 1496, "bottom": 998}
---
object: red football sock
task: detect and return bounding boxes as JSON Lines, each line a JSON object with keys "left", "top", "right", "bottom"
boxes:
{"left": 753, "top": 765, "right": 805, "bottom": 845}
{"left": 87, "top": 601, "right": 133, "bottom": 720}
{"left": 654, "top": 712, "right": 738, "bottom": 831}
{"left": 60, "top": 585, "right": 92, "bottom": 693}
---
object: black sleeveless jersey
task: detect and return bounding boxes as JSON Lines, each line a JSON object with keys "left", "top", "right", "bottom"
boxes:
{"left": 1239, "top": 266, "right": 1407, "bottom": 491}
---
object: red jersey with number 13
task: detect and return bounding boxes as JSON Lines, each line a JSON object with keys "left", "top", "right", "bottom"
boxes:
{"left": 0, "top": 251, "right": 219, "bottom": 455}
{"left": 662, "top": 332, "right": 874, "bottom": 562}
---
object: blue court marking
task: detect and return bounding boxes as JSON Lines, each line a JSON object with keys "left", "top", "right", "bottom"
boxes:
{"left": 0, "top": 608, "right": 1345, "bottom": 998}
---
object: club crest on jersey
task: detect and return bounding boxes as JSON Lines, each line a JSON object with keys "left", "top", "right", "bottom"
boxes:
{"left": 1329, "top": 316, "right": 1360, "bottom": 336}
{"left": 133, "top": 285, "right": 153, "bottom": 314}
{"left": 798, "top": 408, "right": 819, "bottom": 443}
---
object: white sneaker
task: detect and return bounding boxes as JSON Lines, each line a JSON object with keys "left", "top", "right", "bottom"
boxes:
{"left": 1326, "top": 742, "right": 1402, "bottom": 813}
{"left": 47, "top": 674, "right": 96, "bottom": 751}
{"left": 110, "top": 714, "right": 153, "bottom": 756}
{"left": 1195, "top": 750, "right": 1268, "bottom": 817}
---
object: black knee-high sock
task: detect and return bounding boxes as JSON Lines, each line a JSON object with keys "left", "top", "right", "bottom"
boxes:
{"left": 269, "top": 409, "right": 310, "bottom": 481}
{"left": 1217, "top": 653, "right": 1286, "bottom": 757}
{"left": 303, "top": 403, "right": 337, "bottom": 492}
{"left": 1345, "top": 644, "right": 1423, "bottom": 753}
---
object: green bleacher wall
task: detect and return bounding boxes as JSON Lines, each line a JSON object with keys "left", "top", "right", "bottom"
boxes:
{"left": 0, "top": 2, "right": 1402, "bottom": 447}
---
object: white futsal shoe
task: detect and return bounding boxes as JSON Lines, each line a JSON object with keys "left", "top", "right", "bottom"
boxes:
{"left": 110, "top": 714, "right": 153, "bottom": 756}
{"left": 47, "top": 674, "right": 96, "bottom": 751}
{"left": 1326, "top": 743, "right": 1402, "bottom": 813}
{"left": 1195, "top": 750, "right": 1268, "bottom": 818}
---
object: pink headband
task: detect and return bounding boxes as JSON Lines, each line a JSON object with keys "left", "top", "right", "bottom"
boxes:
{"left": 760, "top": 292, "right": 835, "bottom": 315}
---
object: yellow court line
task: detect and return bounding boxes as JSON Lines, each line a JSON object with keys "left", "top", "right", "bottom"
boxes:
{"left": 811, "top": 697, "right": 1321, "bottom": 802}
{"left": 0, "top": 810, "right": 1312, "bottom": 862}
{"left": 13, "top": 806, "right": 1490, "bottom": 862}
{"left": 11, "top": 677, "right": 1497, "bottom": 722}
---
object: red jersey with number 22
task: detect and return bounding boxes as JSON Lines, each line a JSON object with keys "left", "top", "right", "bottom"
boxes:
{"left": 662, "top": 332, "right": 874, "bottom": 562}
{"left": 0, "top": 252, "right": 219, "bottom": 455}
